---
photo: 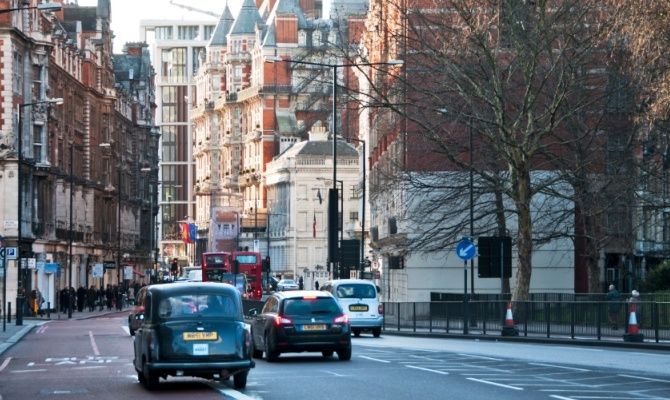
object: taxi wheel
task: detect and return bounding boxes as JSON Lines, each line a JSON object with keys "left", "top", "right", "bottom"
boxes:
{"left": 233, "top": 371, "right": 248, "bottom": 389}
{"left": 321, "top": 350, "right": 334, "bottom": 358}
{"left": 142, "top": 360, "right": 159, "bottom": 390}
{"left": 265, "top": 334, "right": 279, "bottom": 362}
{"left": 337, "top": 346, "right": 352, "bottom": 361}
{"left": 373, "top": 327, "right": 382, "bottom": 338}
{"left": 352, "top": 328, "right": 361, "bottom": 337}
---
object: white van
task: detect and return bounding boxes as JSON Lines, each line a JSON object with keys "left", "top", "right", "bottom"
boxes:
{"left": 321, "top": 279, "right": 383, "bottom": 337}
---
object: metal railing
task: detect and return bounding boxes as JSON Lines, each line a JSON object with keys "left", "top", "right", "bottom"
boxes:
{"left": 383, "top": 300, "right": 669, "bottom": 342}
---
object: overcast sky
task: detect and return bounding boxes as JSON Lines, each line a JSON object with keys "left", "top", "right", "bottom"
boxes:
{"left": 75, "top": 0, "right": 243, "bottom": 53}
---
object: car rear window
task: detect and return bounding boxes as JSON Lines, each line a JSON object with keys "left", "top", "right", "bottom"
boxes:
{"left": 283, "top": 298, "right": 340, "bottom": 316}
{"left": 158, "top": 294, "right": 238, "bottom": 319}
{"left": 336, "top": 284, "right": 377, "bottom": 299}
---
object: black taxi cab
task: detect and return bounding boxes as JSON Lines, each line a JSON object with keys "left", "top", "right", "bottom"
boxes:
{"left": 133, "top": 282, "right": 255, "bottom": 390}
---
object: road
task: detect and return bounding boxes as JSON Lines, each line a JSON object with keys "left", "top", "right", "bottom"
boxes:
{"left": 0, "top": 313, "right": 669, "bottom": 400}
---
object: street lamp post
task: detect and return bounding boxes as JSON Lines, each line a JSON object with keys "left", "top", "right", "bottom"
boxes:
{"left": 141, "top": 168, "right": 158, "bottom": 283}
{"left": 346, "top": 137, "right": 366, "bottom": 276}
{"left": 265, "top": 56, "right": 402, "bottom": 280}
{"left": 16, "top": 98, "right": 63, "bottom": 326}
{"left": 67, "top": 143, "right": 84, "bottom": 319}
{"left": 100, "top": 142, "right": 122, "bottom": 308}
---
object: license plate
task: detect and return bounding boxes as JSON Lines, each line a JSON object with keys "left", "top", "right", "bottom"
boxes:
{"left": 302, "top": 324, "right": 327, "bottom": 331}
{"left": 183, "top": 331, "right": 218, "bottom": 341}
{"left": 349, "top": 304, "right": 369, "bottom": 312}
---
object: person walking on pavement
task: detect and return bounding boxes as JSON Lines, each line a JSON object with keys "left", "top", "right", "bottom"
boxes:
{"left": 606, "top": 284, "right": 622, "bottom": 330}
{"left": 77, "top": 285, "right": 86, "bottom": 312}
{"left": 87, "top": 286, "right": 97, "bottom": 311}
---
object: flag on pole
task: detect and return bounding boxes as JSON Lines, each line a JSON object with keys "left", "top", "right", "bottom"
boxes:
{"left": 313, "top": 212, "right": 317, "bottom": 238}
{"left": 180, "top": 223, "right": 190, "bottom": 243}
{"left": 189, "top": 223, "right": 197, "bottom": 243}
{"left": 317, "top": 188, "right": 322, "bottom": 204}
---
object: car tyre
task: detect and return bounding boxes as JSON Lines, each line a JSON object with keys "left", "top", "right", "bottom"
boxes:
{"left": 337, "top": 346, "right": 352, "bottom": 361}
{"left": 372, "top": 327, "right": 382, "bottom": 338}
{"left": 233, "top": 370, "right": 248, "bottom": 389}
{"left": 142, "top": 360, "right": 159, "bottom": 390}
{"left": 352, "top": 328, "right": 361, "bottom": 337}
{"left": 265, "top": 334, "right": 279, "bottom": 362}
{"left": 321, "top": 350, "right": 334, "bottom": 358}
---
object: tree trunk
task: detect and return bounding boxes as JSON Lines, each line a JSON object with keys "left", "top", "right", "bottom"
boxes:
{"left": 513, "top": 170, "right": 533, "bottom": 302}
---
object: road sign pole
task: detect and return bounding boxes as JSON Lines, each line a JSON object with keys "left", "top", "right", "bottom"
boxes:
{"left": 1, "top": 244, "right": 6, "bottom": 333}
{"left": 463, "top": 259, "right": 469, "bottom": 335}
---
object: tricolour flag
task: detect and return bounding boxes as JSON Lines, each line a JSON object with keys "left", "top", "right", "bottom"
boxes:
{"left": 312, "top": 212, "right": 317, "bottom": 238}
{"left": 317, "top": 188, "right": 322, "bottom": 204}
{"left": 180, "top": 222, "right": 190, "bottom": 243}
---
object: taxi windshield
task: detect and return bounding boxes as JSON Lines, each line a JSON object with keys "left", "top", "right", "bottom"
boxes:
{"left": 158, "top": 294, "right": 238, "bottom": 319}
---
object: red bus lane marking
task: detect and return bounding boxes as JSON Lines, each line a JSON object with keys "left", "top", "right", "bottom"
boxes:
{"left": 89, "top": 331, "right": 100, "bottom": 356}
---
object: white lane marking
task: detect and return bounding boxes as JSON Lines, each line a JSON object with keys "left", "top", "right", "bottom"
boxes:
{"left": 11, "top": 369, "right": 47, "bottom": 373}
{"left": 72, "top": 366, "right": 106, "bottom": 370}
{"left": 406, "top": 365, "right": 449, "bottom": 375}
{"left": 322, "top": 370, "right": 347, "bottom": 377}
{"left": 467, "top": 377, "right": 523, "bottom": 391}
{"left": 618, "top": 374, "right": 670, "bottom": 383}
{"left": 529, "top": 363, "right": 590, "bottom": 372}
{"left": 88, "top": 331, "right": 100, "bottom": 356}
{"left": 549, "top": 396, "right": 575, "bottom": 400}
{"left": 215, "top": 387, "right": 258, "bottom": 399}
{"left": 552, "top": 346, "right": 602, "bottom": 352}
{"left": 121, "top": 326, "right": 130, "bottom": 335}
{"left": 36, "top": 325, "right": 48, "bottom": 334}
{"left": 358, "top": 355, "right": 391, "bottom": 363}
{"left": 409, "top": 354, "right": 443, "bottom": 362}
{"left": 0, "top": 357, "right": 11, "bottom": 372}
{"left": 458, "top": 354, "right": 503, "bottom": 361}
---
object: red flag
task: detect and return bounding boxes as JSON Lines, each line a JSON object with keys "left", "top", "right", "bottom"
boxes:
{"left": 180, "top": 222, "right": 190, "bottom": 243}
{"left": 312, "top": 212, "right": 316, "bottom": 238}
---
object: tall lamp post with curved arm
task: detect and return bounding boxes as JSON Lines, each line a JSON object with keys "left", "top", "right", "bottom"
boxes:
{"left": 16, "top": 97, "right": 63, "bottom": 326}
{"left": 265, "top": 56, "right": 403, "bottom": 279}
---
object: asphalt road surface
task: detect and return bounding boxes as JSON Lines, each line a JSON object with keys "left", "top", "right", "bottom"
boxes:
{"left": 0, "top": 313, "right": 669, "bottom": 400}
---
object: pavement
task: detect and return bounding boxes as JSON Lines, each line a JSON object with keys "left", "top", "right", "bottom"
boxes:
{"left": 0, "top": 306, "right": 129, "bottom": 356}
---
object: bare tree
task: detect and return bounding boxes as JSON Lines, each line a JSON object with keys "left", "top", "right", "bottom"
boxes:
{"left": 355, "top": 0, "right": 634, "bottom": 299}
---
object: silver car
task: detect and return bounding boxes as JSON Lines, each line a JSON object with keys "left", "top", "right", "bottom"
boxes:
{"left": 276, "top": 279, "right": 299, "bottom": 291}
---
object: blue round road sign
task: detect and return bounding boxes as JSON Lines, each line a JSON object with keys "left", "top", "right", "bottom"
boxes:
{"left": 456, "top": 239, "right": 476, "bottom": 261}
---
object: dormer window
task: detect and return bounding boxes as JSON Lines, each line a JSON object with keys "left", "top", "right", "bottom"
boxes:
{"left": 313, "top": 30, "right": 322, "bottom": 47}
{"left": 298, "top": 30, "right": 306, "bottom": 46}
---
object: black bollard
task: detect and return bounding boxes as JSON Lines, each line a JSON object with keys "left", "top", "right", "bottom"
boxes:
{"left": 7, "top": 301, "right": 11, "bottom": 323}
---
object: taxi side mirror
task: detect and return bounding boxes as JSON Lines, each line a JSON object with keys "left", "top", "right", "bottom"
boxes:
{"left": 248, "top": 308, "right": 258, "bottom": 317}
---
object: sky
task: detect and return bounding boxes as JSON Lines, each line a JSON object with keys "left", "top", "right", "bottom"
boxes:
{"left": 75, "top": 0, "right": 243, "bottom": 53}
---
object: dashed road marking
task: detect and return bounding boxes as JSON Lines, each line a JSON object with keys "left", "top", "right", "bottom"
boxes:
{"left": 406, "top": 365, "right": 449, "bottom": 375}
{"left": 358, "top": 355, "right": 391, "bottom": 363}
{"left": 89, "top": 331, "right": 100, "bottom": 356}
{"left": 618, "top": 374, "right": 670, "bottom": 384}
{"left": 0, "top": 357, "right": 11, "bottom": 372}
{"left": 549, "top": 396, "right": 575, "bottom": 400}
{"left": 529, "top": 363, "right": 589, "bottom": 372}
{"left": 467, "top": 377, "right": 523, "bottom": 390}
{"left": 11, "top": 369, "right": 47, "bottom": 373}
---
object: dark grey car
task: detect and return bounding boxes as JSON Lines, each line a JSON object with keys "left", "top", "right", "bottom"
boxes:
{"left": 248, "top": 290, "right": 351, "bottom": 361}
{"left": 133, "top": 282, "right": 255, "bottom": 390}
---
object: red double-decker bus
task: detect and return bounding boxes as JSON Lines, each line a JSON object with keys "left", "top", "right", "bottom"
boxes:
{"left": 201, "top": 251, "right": 262, "bottom": 300}
{"left": 231, "top": 251, "right": 263, "bottom": 300}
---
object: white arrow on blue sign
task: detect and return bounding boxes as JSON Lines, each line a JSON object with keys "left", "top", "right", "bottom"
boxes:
{"left": 456, "top": 238, "right": 476, "bottom": 261}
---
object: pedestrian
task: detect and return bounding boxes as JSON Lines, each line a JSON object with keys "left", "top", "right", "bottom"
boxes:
{"left": 628, "top": 290, "right": 643, "bottom": 329}
{"left": 298, "top": 276, "right": 304, "bottom": 290}
{"left": 77, "top": 285, "right": 86, "bottom": 312}
{"left": 606, "top": 284, "right": 621, "bottom": 330}
{"left": 314, "top": 280, "right": 319, "bottom": 290}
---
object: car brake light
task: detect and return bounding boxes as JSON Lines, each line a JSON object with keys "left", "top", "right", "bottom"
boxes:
{"left": 303, "top": 295, "right": 317, "bottom": 300}
{"left": 334, "top": 314, "right": 349, "bottom": 324}
{"left": 378, "top": 304, "right": 384, "bottom": 315}
{"left": 274, "top": 315, "right": 293, "bottom": 326}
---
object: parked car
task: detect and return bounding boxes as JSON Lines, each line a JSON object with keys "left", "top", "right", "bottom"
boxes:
{"left": 247, "top": 290, "right": 351, "bottom": 361}
{"left": 133, "top": 282, "right": 255, "bottom": 390}
{"left": 276, "top": 279, "right": 299, "bottom": 291}
{"left": 320, "top": 279, "right": 384, "bottom": 337}
{"left": 128, "top": 286, "right": 148, "bottom": 336}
